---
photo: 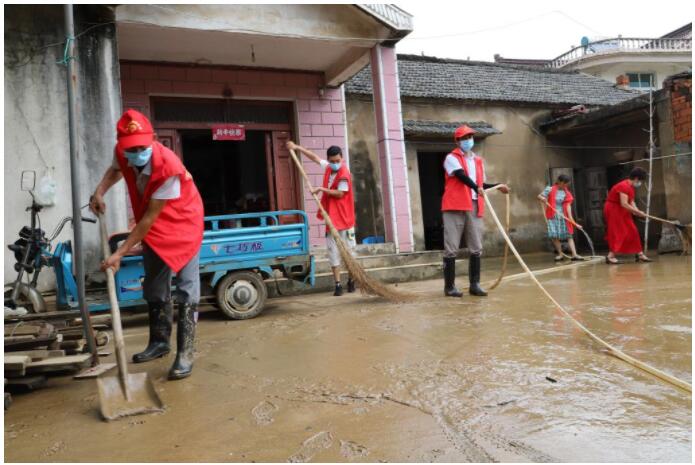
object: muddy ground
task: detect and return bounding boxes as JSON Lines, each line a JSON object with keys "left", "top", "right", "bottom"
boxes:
{"left": 4, "top": 254, "right": 692, "bottom": 462}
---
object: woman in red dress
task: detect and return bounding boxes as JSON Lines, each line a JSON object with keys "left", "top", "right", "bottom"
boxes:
{"left": 603, "top": 167, "right": 651, "bottom": 264}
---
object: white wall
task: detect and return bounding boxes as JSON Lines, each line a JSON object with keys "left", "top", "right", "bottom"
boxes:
{"left": 4, "top": 5, "right": 127, "bottom": 292}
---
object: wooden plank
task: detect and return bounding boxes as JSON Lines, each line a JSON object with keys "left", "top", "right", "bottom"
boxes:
{"left": 4, "top": 355, "right": 31, "bottom": 376}
{"left": 4, "top": 335, "right": 35, "bottom": 343}
{"left": 8, "top": 349, "right": 65, "bottom": 361}
{"left": 26, "top": 354, "right": 92, "bottom": 374}
{"left": 4, "top": 325, "right": 42, "bottom": 336}
{"left": 3, "top": 310, "right": 80, "bottom": 321}
{"left": 73, "top": 362, "right": 117, "bottom": 379}
{"left": 6, "top": 375, "right": 47, "bottom": 392}
{"left": 59, "top": 339, "right": 85, "bottom": 350}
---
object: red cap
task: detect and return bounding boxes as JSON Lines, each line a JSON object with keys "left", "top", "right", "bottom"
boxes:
{"left": 454, "top": 125, "right": 477, "bottom": 141}
{"left": 116, "top": 109, "right": 154, "bottom": 149}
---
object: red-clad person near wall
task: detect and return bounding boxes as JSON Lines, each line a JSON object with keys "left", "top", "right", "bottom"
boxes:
{"left": 90, "top": 109, "right": 204, "bottom": 380}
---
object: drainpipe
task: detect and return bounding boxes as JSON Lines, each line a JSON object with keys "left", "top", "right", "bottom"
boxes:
{"left": 373, "top": 45, "right": 400, "bottom": 254}
{"left": 340, "top": 84, "right": 350, "bottom": 169}
{"left": 64, "top": 4, "right": 97, "bottom": 362}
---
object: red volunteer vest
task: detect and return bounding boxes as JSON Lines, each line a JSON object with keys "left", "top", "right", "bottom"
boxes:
{"left": 318, "top": 163, "right": 355, "bottom": 230}
{"left": 441, "top": 148, "right": 485, "bottom": 217}
{"left": 545, "top": 184, "right": 575, "bottom": 234}
{"left": 115, "top": 141, "right": 204, "bottom": 272}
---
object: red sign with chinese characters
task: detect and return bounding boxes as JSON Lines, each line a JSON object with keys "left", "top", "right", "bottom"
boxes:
{"left": 212, "top": 124, "right": 246, "bottom": 141}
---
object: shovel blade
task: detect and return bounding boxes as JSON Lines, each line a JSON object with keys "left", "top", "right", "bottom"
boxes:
{"left": 97, "top": 372, "right": 164, "bottom": 421}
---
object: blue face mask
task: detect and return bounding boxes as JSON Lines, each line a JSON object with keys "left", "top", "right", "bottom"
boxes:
{"left": 124, "top": 146, "right": 153, "bottom": 167}
{"left": 329, "top": 162, "right": 341, "bottom": 172}
{"left": 459, "top": 139, "right": 474, "bottom": 152}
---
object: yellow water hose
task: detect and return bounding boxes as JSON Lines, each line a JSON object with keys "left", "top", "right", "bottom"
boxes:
{"left": 484, "top": 186, "right": 692, "bottom": 394}
{"left": 487, "top": 187, "right": 510, "bottom": 291}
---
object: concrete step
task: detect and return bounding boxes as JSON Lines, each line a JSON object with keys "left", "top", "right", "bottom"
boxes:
{"left": 313, "top": 250, "right": 447, "bottom": 274}
{"left": 266, "top": 256, "right": 469, "bottom": 298}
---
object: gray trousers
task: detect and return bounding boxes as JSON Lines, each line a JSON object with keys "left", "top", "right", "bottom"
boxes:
{"left": 143, "top": 244, "right": 200, "bottom": 305}
{"left": 443, "top": 204, "right": 484, "bottom": 258}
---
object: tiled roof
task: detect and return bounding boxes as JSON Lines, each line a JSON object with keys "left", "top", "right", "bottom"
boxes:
{"left": 403, "top": 120, "right": 501, "bottom": 138}
{"left": 346, "top": 54, "right": 640, "bottom": 106}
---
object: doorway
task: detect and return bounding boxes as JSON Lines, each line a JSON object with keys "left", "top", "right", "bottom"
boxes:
{"left": 181, "top": 129, "right": 271, "bottom": 217}
{"left": 417, "top": 151, "right": 448, "bottom": 250}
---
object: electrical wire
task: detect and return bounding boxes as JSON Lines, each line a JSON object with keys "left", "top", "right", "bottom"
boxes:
{"left": 6, "top": 20, "right": 115, "bottom": 70}
{"left": 618, "top": 152, "right": 692, "bottom": 165}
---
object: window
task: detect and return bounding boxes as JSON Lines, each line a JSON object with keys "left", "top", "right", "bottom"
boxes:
{"left": 626, "top": 73, "right": 655, "bottom": 89}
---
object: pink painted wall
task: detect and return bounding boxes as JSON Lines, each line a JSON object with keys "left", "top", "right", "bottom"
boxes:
{"left": 369, "top": 46, "right": 413, "bottom": 253}
{"left": 119, "top": 62, "right": 348, "bottom": 247}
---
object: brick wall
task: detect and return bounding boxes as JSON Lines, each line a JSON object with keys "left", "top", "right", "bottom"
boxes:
{"left": 119, "top": 62, "right": 349, "bottom": 247}
{"left": 671, "top": 77, "right": 692, "bottom": 143}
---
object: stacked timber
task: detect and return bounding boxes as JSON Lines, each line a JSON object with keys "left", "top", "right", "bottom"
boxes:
{"left": 3, "top": 317, "right": 111, "bottom": 403}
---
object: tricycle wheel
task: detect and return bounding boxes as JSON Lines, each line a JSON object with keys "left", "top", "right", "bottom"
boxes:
{"left": 215, "top": 271, "right": 267, "bottom": 320}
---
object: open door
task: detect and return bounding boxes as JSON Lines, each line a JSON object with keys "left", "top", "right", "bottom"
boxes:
{"left": 270, "top": 131, "right": 301, "bottom": 222}
{"left": 155, "top": 129, "right": 182, "bottom": 159}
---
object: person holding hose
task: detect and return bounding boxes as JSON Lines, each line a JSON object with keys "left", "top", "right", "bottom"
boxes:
{"left": 537, "top": 174, "right": 584, "bottom": 262}
{"left": 603, "top": 167, "right": 652, "bottom": 264}
{"left": 286, "top": 140, "right": 356, "bottom": 296}
{"left": 89, "top": 109, "right": 204, "bottom": 380}
{"left": 442, "top": 125, "right": 510, "bottom": 297}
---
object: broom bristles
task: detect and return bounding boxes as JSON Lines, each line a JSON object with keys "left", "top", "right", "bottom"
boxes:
{"left": 332, "top": 228, "right": 412, "bottom": 302}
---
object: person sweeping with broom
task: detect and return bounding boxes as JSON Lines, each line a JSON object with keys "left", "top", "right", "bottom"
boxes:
{"left": 89, "top": 109, "right": 204, "bottom": 380}
{"left": 603, "top": 167, "right": 652, "bottom": 264}
{"left": 537, "top": 174, "right": 584, "bottom": 262}
{"left": 442, "top": 125, "right": 509, "bottom": 298}
{"left": 286, "top": 141, "right": 356, "bottom": 296}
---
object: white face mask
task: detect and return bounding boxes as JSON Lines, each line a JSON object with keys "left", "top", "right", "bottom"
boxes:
{"left": 633, "top": 181, "right": 642, "bottom": 188}
{"left": 459, "top": 139, "right": 474, "bottom": 152}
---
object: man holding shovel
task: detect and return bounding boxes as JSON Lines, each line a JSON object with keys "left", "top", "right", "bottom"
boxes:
{"left": 286, "top": 141, "right": 356, "bottom": 296}
{"left": 442, "top": 125, "right": 510, "bottom": 298}
{"left": 89, "top": 109, "right": 204, "bottom": 380}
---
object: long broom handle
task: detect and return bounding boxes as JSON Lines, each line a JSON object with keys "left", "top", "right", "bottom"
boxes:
{"left": 643, "top": 212, "right": 681, "bottom": 226}
{"left": 541, "top": 199, "right": 581, "bottom": 228}
{"left": 288, "top": 148, "right": 342, "bottom": 238}
{"left": 98, "top": 213, "right": 131, "bottom": 400}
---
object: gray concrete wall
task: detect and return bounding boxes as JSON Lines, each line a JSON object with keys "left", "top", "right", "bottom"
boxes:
{"left": 345, "top": 96, "right": 387, "bottom": 242}
{"left": 4, "top": 5, "right": 126, "bottom": 291}
{"left": 346, "top": 95, "right": 579, "bottom": 255}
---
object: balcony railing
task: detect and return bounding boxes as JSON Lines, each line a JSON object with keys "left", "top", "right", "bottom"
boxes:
{"left": 547, "top": 37, "right": 692, "bottom": 69}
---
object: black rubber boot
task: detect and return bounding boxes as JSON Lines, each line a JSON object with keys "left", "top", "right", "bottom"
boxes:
{"left": 469, "top": 254, "right": 488, "bottom": 297}
{"left": 168, "top": 302, "right": 196, "bottom": 380}
{"left": 443, "top": 257, "right": 463, "bottom": 297}
{"left": 132, "top": 301, "right": 172, "bottom": 363}
{"left": 334, "top": 282, "right": 344, "bottom": 296}
{"left": 347, "top": 278, "right": 356, "bottom": 293}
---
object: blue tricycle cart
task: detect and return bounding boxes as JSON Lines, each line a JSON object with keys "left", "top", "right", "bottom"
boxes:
{"left": 54, "top": 210, "right": 315, "bottom": 319}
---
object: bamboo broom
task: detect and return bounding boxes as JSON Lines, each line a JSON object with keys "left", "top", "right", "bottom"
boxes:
{"left": 288, "top": 148, "right": 410, "bottom": 302}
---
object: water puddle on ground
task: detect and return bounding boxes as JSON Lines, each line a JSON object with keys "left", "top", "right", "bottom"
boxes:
{"left": 4, "top": 255, "right": 691, "bottom": 462}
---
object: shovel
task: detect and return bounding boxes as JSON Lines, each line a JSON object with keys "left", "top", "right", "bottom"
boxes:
{"left": 96, "top": 213, "right": 164, "bottom": 421}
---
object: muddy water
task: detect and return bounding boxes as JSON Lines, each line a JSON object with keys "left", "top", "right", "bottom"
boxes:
{"left": 4, "top": 254, "right": 691, "bottom": 462}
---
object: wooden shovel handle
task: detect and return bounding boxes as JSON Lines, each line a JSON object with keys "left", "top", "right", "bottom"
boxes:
{"left": 97, "top": 213, "right": 130, "bottom": 398}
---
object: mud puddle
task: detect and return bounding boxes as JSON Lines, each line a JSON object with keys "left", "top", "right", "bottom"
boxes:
{"left": 3, "top": 254, "right": 691, "bottom": 462}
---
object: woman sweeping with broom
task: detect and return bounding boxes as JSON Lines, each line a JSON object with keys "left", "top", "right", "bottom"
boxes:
{"left": 537, "top": 174, "right": 584, "bottom": 262}
{"left": 603, "top": 167, "right": 652, "bottom": 264}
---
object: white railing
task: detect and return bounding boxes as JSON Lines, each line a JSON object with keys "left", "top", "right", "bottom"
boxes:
{"left": 357, "top": 4, "right": 414, "bottom": 32}
{"left": 547, "top": 37, "right": 692, "bottom": 68}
